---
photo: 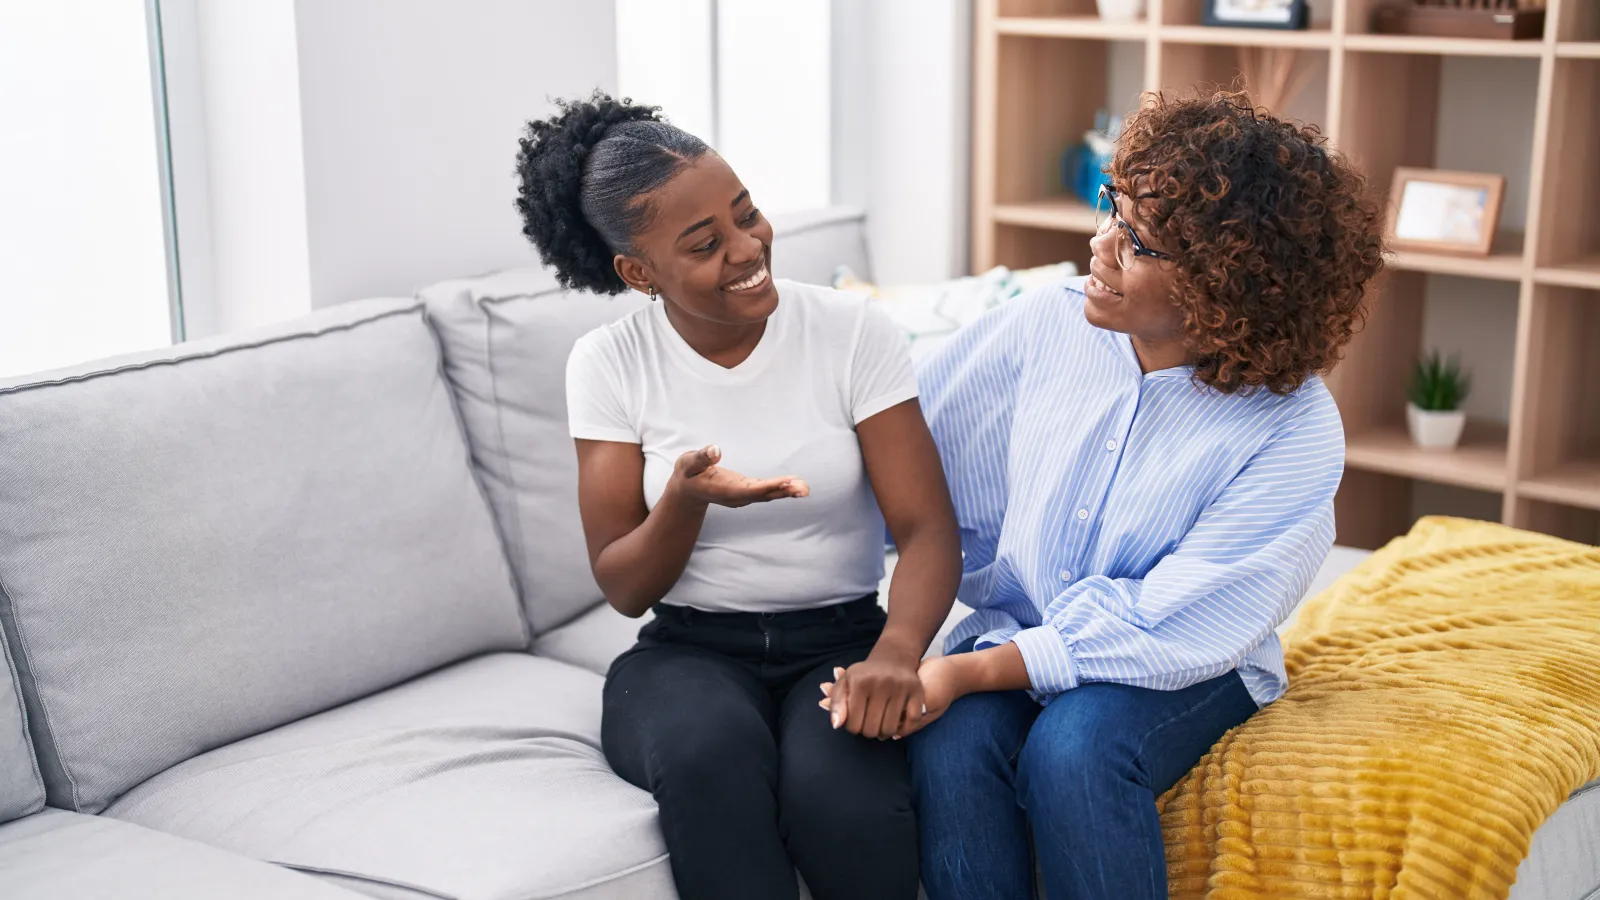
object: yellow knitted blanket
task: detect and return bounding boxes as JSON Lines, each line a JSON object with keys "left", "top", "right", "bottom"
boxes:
{"left": 1157, "top": 517, "right": 1600, "bottom": 899}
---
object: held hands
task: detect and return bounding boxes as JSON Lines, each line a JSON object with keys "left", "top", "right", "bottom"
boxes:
{"left": 818, "top": 652, "right": 966, "bottom": 740}
{"left": 672, "top": 444, "right": 809, "bottom": 509}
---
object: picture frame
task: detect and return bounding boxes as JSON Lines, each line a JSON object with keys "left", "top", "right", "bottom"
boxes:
{"left": 1386, "top": 167, "right": 1506, "bottom": 258}
{"left": 1203, "top": 0, "right": 1309, "bottom": 30}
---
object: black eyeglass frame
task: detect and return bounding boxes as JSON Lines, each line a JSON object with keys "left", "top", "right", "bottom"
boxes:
{"left": 1095, "top": 184, "right": 1176, "bottom": 264}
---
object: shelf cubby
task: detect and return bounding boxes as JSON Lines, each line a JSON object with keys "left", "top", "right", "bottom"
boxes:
{"left": 1532, "top": 58, "right": 1600, "bottom": 289}
{"left": 1513, "top": 286, "right": 1600, "bottom": 511}
{"left": 1555, "top": 0, "right": 1600, "bottom": 43}
{"left": 1337, "top": 472, "right": 1507, "bottom": 550}
{"left": 1158, "top": 43, "right": 1330, "bottom": 126}
{"left": 997, "top": 0, "right": 1098, "bottom": 17}
{"left": 1515, "top": 499, "right": 1600, "bottom": 545}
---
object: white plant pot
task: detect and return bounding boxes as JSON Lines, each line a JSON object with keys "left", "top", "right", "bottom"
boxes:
{"left": 1096, "top": 0, "right": 1146, "bottom": 22}
{"left": 1407, "top": 403, "right": 1467, "bottom": 451}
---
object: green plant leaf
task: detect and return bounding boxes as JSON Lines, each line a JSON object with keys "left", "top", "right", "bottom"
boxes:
{"left": 1408, "top": 349, "right": 1471, "bottom": 412}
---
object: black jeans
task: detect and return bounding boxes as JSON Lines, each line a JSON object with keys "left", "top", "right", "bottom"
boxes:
{"left": 602, "top": 595, "right": 919, "bottom": 900}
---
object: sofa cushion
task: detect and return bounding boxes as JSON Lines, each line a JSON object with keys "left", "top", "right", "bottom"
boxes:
{"left": 0, "top": 629, "right": 44, "bottom": 824}
{"left": 760, "top": 206, "right": 872, "bottom": 285}
{"left": 421, "top": 208, "right": 872, "bottom": 636}
{"left": 424, "top": 280, "right": 650, "bottom": 635}
{"left": 1, "top": 807, "right": 362, "bottom": 899}
{"left": 0, "top": 298, "right": 526, "bottom": 813}
{"left": 108, "top": 653, "right": 673, "bottom": 900}
{"left": 531, "top": 604, "right": 649, "bottom": 676}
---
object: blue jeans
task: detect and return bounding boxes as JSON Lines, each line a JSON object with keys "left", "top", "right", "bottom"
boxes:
{"left": 908, "top": 642, "right": 1258, "bottom": 900}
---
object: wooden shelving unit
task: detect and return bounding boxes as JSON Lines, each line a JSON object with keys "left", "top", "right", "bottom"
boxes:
{"left": 972, "top": 0, "right": 1600, "bottom": 548}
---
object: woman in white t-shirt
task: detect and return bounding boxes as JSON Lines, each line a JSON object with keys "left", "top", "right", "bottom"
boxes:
{"left": 514, "top": 94, "right": 961, "bottom": 900}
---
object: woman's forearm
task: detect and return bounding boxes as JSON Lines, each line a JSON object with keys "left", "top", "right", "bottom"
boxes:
{"left": 593, "top": 478, "right": 708, "bottom": 617}
{"left": 950, "top": 641, "right": 1032, "bottom": 694}
{"left": 873, "top": 519, "right": 962, "bottom": 664}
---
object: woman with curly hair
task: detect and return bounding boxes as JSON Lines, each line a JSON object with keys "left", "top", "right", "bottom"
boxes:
{"left": 834, "top": 92, "right": 1385, "bottom": 900}
{"left": 514, "top": 93, "right": 960, "bottom": 900}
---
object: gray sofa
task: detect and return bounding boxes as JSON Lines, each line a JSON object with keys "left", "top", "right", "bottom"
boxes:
{"left": 0, "top": 209, "right": 864, "bottom": 900}
{"left": 1, "top": 208, "right": 1590, "bottom": 900}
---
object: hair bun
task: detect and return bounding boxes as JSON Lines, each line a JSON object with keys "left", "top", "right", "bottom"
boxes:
{"left": 515, "top": 92, "right": 666, "bottom": 294}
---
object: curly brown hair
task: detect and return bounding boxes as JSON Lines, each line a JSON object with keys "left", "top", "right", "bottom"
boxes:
{"left": 1110, "top": 91, "right": 1386, "bottom": 394}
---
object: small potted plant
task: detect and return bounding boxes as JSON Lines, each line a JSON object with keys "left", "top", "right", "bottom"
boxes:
{"left": 1407, "top": 350, "right": 1471, "bottom": 451}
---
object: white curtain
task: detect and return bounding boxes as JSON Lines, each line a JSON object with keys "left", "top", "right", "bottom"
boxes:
{"left": 0, "top": 0, "right": 174, "bottom": 377}
{"left": 615, "top": 0, "right": 831, "bottom": 216}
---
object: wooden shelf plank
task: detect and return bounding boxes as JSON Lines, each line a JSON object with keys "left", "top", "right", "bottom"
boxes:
{"left": 1344, "top": 34, "right": 1545, "bottom": 57}
{"left": 1520, "top": 462, "right": 1600, "bottom": 511}
{"left": 993, "top": 198, "right": 1100, "bottom": 234}
{"left": 1389, "top": 232, "right": 1526, "bottom": 281}
{"left": 1556, "top": 42, "right": 1600, "bottom": 59}
{"left": 1160, "top": 24, "right": 1334, "bottom": 49}
{"left": 1534, "top": 255, "right": 1600, "bottom": 290}
{"left": 996, "top": 16, "right": 1150, "bottom": 41}
{"left": 1345, "top": 422, "right": 1509, "bottom": 492}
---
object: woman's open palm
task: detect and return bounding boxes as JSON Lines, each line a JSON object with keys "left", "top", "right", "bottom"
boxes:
{"left": 674, "top": 445, "right": 809, "bottom": 508}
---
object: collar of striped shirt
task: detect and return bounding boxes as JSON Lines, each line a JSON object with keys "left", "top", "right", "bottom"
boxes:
{"left": 917, "top": 275, "right": 1345, "bottom": 707}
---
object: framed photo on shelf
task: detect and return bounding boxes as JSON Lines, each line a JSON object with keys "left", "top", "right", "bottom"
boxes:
{"left": 1386, "top": 167, "right": 1506, "bottom": 258}
{"left": 1202, "top": 0, "right": 1309, "bottom": 30}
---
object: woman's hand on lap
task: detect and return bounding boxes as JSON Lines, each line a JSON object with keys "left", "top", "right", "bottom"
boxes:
{"left": 900, "top": 656, "right": 963, "bottom": 736}
{"left": 819, "top": 651, "right": 926, "bottom": 740}
{"left": 823, "top": 654, "right": 967, "bottom": 739}
{"left": 672, "top": 444, "right": 808, "bottom": 509}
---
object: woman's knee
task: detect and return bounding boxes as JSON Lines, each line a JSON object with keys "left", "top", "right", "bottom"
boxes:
{"left": 1014, "top": 696, "right": 1140, "bottom": 819}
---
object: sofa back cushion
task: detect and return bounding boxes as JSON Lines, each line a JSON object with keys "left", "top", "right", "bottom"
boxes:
{"left": 420, "top": 208, "right": 870, "bottom": 633}
{"left": 0, "top": 298, "right": 526, "bottom": 813}
{"left": 0, "top": 631, "right": 45, "bottom": 824}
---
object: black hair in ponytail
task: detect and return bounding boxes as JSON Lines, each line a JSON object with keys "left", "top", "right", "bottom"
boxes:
{"left": 514, "top": 91, "right": 711, "bottom": 294}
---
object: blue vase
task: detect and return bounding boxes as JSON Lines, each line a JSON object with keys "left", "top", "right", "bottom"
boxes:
{"left": 1062, "top": 138, "right": 1115, "bottom": 207}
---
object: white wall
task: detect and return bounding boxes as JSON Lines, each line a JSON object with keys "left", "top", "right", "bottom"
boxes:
{"left": 831, "top": 0, "right": 971, "bottom": 284}
{"left": 292, "top": 0, "right": 618, "bottom": 307}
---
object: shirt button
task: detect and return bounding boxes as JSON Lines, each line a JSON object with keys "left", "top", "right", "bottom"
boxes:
{"left": 1060, "top": 569, "right": 1072, "bottom": 582}
{"left": 1105, "top": 439, "right": 1119, "bottom": 452}
{"left": 1076, "top": 508, "right": 1090, "bottom": 521}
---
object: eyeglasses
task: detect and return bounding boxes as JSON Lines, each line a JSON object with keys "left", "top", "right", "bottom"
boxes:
{"left": 1094, "top": 184, "right": 1175, "bottom": 270}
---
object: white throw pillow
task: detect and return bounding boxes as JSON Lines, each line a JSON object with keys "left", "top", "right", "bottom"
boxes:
{"left": 834, "top": 262, "right": 1078, "bottom": 363}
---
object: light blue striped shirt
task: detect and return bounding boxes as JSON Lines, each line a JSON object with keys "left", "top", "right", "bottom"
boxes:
{"left": 919, "top": 276, "right": 1344, "bottom": 707}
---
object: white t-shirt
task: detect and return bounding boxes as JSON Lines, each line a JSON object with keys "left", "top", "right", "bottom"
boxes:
{"left": 566, "top": 279, "right": 918, "bottom": 613}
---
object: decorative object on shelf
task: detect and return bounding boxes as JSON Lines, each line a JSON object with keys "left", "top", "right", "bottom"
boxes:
{"left": 1407, "top": 350, "right": 1472, "bottom": 451}
{"left": 1371, "top": 0, "right": 1546, "bottom": 40}
{"left": 1387, "top": 167, "right": 1506, "bottom": 258}
{"left": 1203, "top": 0, "right": 1308, "bottom": 30}
{"left": 1096, "top": 0, "right": 1147, "bottom": 23}
{"left": 1061, "top": 110, "right": 1120, "bottom": 207}
{"left": 1236, "top": 47, "right": 1315, "bottom": 112}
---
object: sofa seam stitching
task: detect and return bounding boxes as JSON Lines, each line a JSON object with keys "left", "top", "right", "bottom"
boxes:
{"left": 275, "top": 861, "right": 456, "bottom": 899}
{"left": 421, "top": 303, "right": 532, "bottom": 651}
{"left": 479, "top": 298, "right": 538, "bottom": 639}
{"left": 0, "top": 573, "right": 82, "bottom": 811}
{"left": 0, "top": 592, "right": 46, "bottom": 816}
{"left": 0, "top": 305, "right": 422, "bottom": 397}
{"left": 522, "top": 852, "right": 673, "bottom": 900}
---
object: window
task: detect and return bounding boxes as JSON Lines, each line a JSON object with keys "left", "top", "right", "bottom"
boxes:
{"left": 615, "top": 0, "right": 831, "bottom": 215}
{"left": 0, "top": 1, "right": 177, "bottom": 378}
